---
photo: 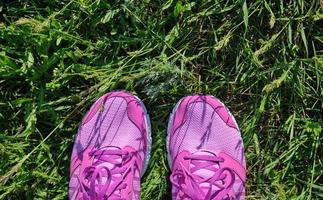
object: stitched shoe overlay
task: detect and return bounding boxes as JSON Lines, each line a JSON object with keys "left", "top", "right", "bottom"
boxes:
{"left": 167, "top": 95, "right": 246, "bottom": 200}
{"left": 69, "top": 91, "right": 151, "bottom": 200}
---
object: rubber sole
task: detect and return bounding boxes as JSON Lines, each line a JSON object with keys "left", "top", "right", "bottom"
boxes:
{"left": 134, "top": 95, "right": 152, "bottom": 176}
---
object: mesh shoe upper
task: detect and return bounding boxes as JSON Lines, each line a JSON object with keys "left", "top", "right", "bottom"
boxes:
{"left": 69, "top": 91, "right": 150, "bottom": 200}
{"left": 168, "top": 95, "right": 246, "bottom": 200}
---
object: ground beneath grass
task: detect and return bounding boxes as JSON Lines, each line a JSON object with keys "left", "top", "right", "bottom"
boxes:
{"left": 0, "top": 0, "right": 322, "bottom": 199}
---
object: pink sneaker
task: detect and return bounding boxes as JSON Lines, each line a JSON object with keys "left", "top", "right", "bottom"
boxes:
{"left": 69, "top": 91, "right": 151, "bottom": 200}
{"left": 167, "top": 95, "right": 246, "bottom": 200}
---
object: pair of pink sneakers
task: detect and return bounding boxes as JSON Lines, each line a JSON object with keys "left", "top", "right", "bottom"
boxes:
{"left": 69, "top": 91, "right": 246, "bottom": 200}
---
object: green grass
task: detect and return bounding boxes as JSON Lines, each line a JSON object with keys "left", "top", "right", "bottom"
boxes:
{"left": 0, "top": 0, "right": 322, "bottom": 199}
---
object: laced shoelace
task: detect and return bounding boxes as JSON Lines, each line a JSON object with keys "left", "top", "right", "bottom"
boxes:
{"left": 170, "top": 154, "right": 236, "bottom": 200}
{"left": 79, "top": 148, "right": 140, "bottom": 200}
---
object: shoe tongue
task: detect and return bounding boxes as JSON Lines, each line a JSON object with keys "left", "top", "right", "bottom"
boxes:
{"left": 93, "top": 146, "right": 140, "bottom": 199}
{"left": 95, "top": 146, "right": 123, "bottom": 170}
{"left": 189, "top": 151, "right": 222, "bottom": 194}
{"left": 93, "top": 146, "right": 124, "bottom": 196}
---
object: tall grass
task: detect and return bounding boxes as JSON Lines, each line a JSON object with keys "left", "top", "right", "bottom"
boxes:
{"left": 0, "top": 0, "right": 322, "bottom": 199}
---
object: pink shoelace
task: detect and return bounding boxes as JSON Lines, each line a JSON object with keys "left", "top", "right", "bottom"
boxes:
{"left": 79, "top": 148, "right": 140, "bottom": 200}
{"left": 170, "top": 154, "right": 236, "bottom": 200}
